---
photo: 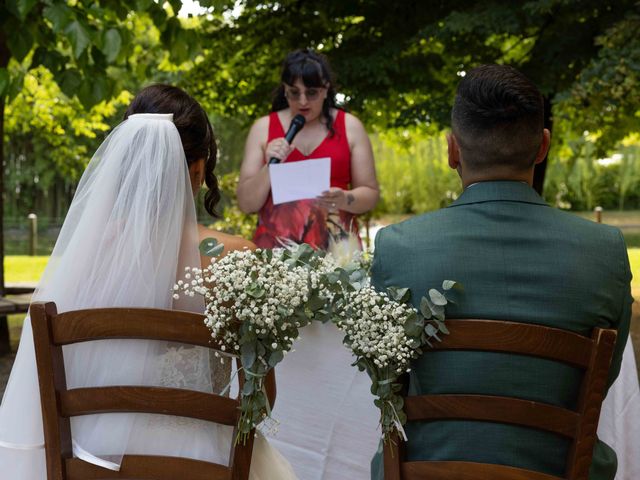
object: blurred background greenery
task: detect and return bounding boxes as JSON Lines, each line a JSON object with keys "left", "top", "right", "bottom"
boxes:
{"left": 1, "top": 0, "right": 639, "bottom": 258}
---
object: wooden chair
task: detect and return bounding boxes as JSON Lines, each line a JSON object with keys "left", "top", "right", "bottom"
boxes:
{"left": 384, "top": 319, "right": 617, "bottom": 480}
{"left": 30, "top": 301, "right": 276, "bottom": 480}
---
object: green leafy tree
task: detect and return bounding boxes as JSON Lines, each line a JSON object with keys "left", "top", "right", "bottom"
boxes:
{"left": 0, "top": 0, "right": 213, "bottom": 293}
{"left": 188, "top": 0, "right": 640, "bottom": 191}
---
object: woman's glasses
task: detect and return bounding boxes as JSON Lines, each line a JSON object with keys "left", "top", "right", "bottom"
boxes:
{"left": 284, "top": 86, "right": 325, "bottom": 102}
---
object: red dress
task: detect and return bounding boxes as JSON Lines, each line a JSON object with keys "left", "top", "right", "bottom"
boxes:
{"left": 253, "top": 110, "right": 360, "bottom": 250}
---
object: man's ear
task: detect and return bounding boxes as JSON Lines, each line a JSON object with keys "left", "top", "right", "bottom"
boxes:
{"left": 534, "top": 128, "right": 551, "bottom": 165}
{"left": 447, "top": 133, "right": 460, "bottom": 170}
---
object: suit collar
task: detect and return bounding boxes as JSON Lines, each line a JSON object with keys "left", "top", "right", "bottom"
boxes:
{"left": 448, "top": 181, "right": 549, "bottom": 208}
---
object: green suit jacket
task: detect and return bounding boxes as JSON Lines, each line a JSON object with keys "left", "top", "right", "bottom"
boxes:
{"left": 370, "top": 181, "right": 633, "bottom": 480}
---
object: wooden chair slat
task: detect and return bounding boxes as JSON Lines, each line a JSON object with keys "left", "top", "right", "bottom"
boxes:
{"left": 30, "top": 302, "right": 268, "bottom": 480}
{"left": 405, "top": 394, "right": 579, "bottom": 438}
{"left": 65, "top": 454, "right": 231, "bottom": 480}
{"left": 52, "top": 308, "right": 217, "bottom": 348}
{"left": 383, "top": 319, "right": 617, "bottom": 480}
{"left": 431, "top": 320, "right": 593, "bottom": 368}
{"left": 565, "top": 328, "right": 617, "bottom": 479}
{"left": 60, "top": 386, "right": 239, "bottom": 426}
{"left": 401, "top": 461, "right": 564, "bottom": 480}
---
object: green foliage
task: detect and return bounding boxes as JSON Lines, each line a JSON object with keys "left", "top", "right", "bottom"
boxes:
{"left": 4, "top": 65, "right": 132, "bottom": 217}
{"left": 188, "top": 0, "right": 639, "bottom": 148}
{"left": 543, "top": 136, "right": 640, "bottom": 211}
{"left": 0, "top": 1, "right": 206, "bottom": 107}
{"left": 211, "top": 172, "right": 256, "bottom": 239}
{"left": 372, "top": 131, "right": 461, "bottom": 216}
{"left": 553, "top": 12, "right": 640, "bottom": 155}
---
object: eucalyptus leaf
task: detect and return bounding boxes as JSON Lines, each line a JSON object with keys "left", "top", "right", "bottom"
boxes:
{"left": 199, "top": 237, "right": 224, "bottom": 257}
{"left": 246, "top": 283, "right": 265, "bottom": 299}
{"left": 268, "top": 350, "right": 284, "bottom": 367}
{"left": 442, "top": 280, "right": 457, "bottom": 290}
{"left": 242, "top": 381, "right": 254, "bottom": 396}
{"left": 403, "top": 314, "right": 424, "bottom": 337}
{"left": 424, "top": 323, "right": 439, "bottom": 338}
{"left": 306, "top": 293, "right": 325, "bottom": 311}
{"left": 387, "top": 286, "right": 409, "bottom": 303}
{"left": 419, "top": 296, "right": 432, "bottom": 318}
{"left": 428, "top": 288, "right": 448, "bottom": 306}
{"left": 435, "top": 320, "right": 450, "bottom": 335}
{"left": 240, "top": 342, "right": 256, "bottom": 369}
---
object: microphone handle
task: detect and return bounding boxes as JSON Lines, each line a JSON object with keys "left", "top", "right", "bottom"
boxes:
{"left": 268, "top": 123, "right": 303, "bottom": 165}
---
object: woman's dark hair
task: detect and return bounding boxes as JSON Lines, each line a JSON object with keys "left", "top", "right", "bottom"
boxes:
{"left": 124, "top": 84, "right": 220, "bottom": 217}
{"left": 271, "top": 49, "right": 338, "bottom": 134}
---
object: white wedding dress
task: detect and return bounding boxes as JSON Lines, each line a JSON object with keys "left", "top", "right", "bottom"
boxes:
{"left": 0, "top": 113, "right": 296, "bottom": 479}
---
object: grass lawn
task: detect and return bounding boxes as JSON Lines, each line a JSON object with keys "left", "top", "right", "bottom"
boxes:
{"left": 630, "top": 248, "right": 640, "bottom": 290}
{"left": 4, "top": 255, "right": 49, "bottom": 283}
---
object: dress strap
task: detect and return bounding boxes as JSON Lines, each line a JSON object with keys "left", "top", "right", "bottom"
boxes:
{"left": 268, "top": 112, "right": 286, "bottom": 141}
{"left": 333, "top": 109, "right": 346, "bottom": 138}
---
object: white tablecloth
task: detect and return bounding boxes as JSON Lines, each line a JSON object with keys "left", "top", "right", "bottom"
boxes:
{"left": 598, "top": 337, "right": 640, "bottom": 480}
{"left": 266, "top": 321, "right": 379, "bottom": 480}
{"left": 268, "top": 325, "right": 640, "bottom": 480}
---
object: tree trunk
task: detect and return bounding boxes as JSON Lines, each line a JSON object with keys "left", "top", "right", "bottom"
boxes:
{"left": 533, "top": 95, "right": 553, "bottom": 195}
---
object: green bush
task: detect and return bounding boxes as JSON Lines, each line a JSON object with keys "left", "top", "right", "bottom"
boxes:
{"left": 209, "top": 173, "right": 257, "bottom": 239}
{"left": 544, "top": 138, "right": 640, "bottom": 211}
{"left": 372, "top": 131, "right": 461, "bottom": 217}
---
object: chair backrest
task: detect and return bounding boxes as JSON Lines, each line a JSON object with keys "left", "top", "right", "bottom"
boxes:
{"left": 383, "top": 319, "right": 617, "bottom": 480}
{"left": 30, "top": 301, "right": 276, "bottom": 480}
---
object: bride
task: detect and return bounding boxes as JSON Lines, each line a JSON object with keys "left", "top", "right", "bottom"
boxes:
{"left": 0, "top": 84, "right": 296, "bottom": 479}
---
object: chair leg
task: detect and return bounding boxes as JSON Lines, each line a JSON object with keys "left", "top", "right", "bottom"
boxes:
{"left": 383, "top": 432, "right": 403, "bottom": 480}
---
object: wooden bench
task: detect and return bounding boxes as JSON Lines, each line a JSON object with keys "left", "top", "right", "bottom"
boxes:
{"left": 0, "top": 284, "right": 35, "bottom": 354}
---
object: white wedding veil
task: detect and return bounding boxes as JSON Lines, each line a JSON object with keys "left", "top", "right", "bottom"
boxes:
{"left": 0, "top": 113, "right": 231, "bottom": 476}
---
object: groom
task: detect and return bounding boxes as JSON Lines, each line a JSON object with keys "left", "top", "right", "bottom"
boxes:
{"left": 370, "top": 64, "right": 632, "bottom": 480}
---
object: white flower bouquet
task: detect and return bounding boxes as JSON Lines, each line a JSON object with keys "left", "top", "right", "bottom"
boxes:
{"left": 322, "top": 251, "right": 459, "bottom": 441}
{"left": 174, "top": 242, "right": 329, "bottom": 444}
{"left": 175, "top": 239, "right": 458, "bottom": 445}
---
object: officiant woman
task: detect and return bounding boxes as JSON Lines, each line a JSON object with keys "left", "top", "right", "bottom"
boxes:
{"left": 237, "top": 48, "right": 379, "bottom": 250}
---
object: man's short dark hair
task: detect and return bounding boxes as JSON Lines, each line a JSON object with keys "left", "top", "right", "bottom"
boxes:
{"left": 451, "top": 64, "right": 544, "bottom": 171}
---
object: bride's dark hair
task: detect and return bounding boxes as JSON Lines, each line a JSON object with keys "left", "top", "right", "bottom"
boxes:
{"left": 124, "top": 84, "right": 221, "bottom": 217}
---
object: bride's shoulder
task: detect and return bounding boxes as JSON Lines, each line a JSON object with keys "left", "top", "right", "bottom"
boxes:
{"left": 198, "top": 224, "right": 255, "bottom": 257}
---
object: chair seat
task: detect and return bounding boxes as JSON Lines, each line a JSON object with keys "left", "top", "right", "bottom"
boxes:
{"left": 402, "top": 460, "right": 563, "bottom": 480}
{"left": 65, "top": 454, "right": 230, "bottom": 480}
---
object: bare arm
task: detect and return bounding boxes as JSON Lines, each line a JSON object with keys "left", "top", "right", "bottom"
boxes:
{"left": 237, "top": 116, "right": 293, "bottom": 213}
{"left": 198, "top": 224, "right": 255, "bottom": 268}
{"left": 317, "top": 113, "right": 379, "bottom": 214}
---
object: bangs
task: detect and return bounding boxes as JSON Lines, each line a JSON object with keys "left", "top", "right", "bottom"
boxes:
{"left": 282, "top": 58, "right": 326, "bottom": 87}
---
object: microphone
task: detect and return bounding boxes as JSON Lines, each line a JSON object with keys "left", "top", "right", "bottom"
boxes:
{"left": 268, "top": 114, "right": 306, "bottom": 164}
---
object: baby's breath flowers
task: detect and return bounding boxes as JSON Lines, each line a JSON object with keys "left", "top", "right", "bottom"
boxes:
{"left": 174, "top": 243, "right": 328, "bottom": 444}
{"left": 327, "top": 256, "right": 458, "bottom": 441}
{"left": 175, "top": 238, "right": 458, "bottom": 445}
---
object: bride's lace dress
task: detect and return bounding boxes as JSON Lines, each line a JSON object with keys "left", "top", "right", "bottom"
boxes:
{"left": 0, "top": 114, "right": 296, "bottom": 479}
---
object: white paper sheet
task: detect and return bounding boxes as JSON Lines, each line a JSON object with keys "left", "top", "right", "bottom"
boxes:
{"left": 269, "top": 157, "right": 331, "bottom": 205}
